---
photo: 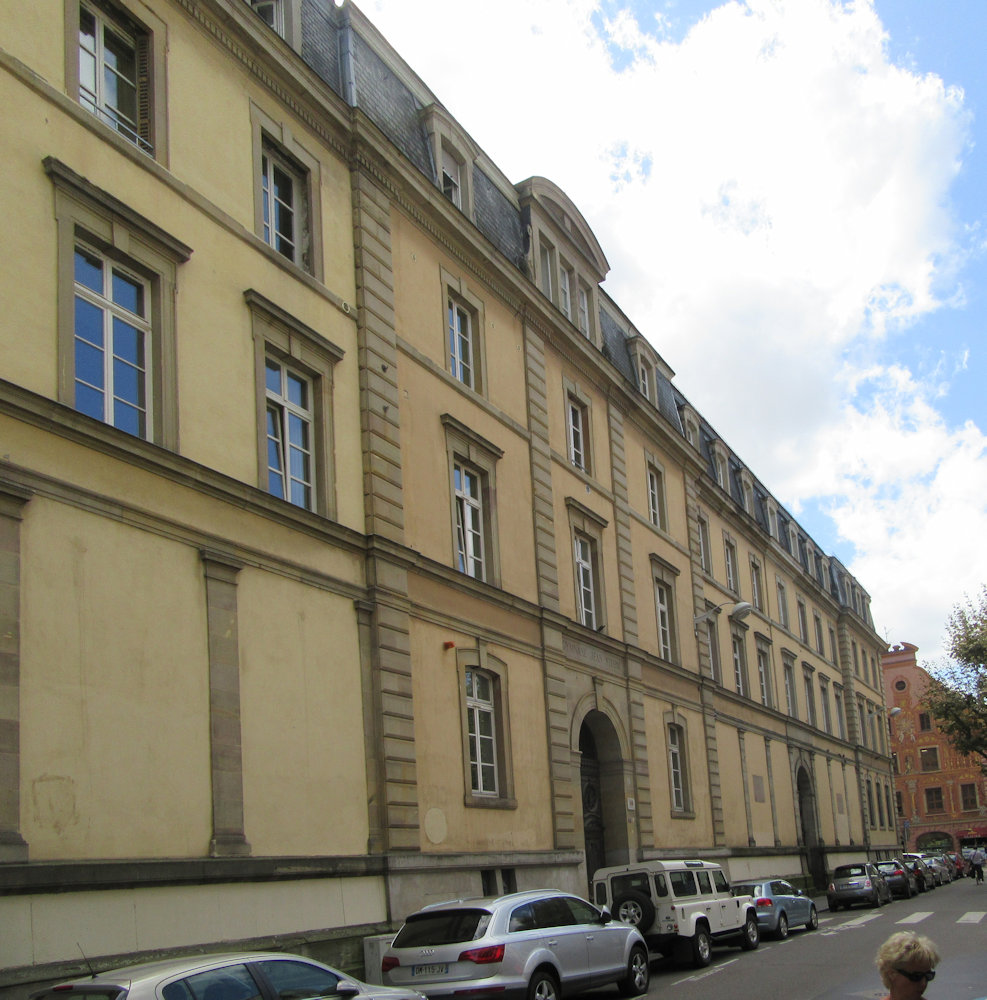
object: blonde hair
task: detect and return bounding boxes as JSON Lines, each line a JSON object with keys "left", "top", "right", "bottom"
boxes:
{"left": 875, "top": 931, "right": 941, "bottom": 988}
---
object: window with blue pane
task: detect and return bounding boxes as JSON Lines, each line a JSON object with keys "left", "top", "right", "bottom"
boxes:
{"left": 265, "top": 356, "right": 314, "bottom": 509}
{"left": 73, "top": 245, "right": 150, "bottom": 437}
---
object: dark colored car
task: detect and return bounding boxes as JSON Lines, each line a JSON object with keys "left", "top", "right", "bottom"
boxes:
{"left": 730, "top": 879, "right": 819, "bottom": 939}
{"left": 874, "top": 859, "right": 918, "bottom": 899}
{"left": 903, "top": 853, "right": 940, "bottom": 890}
{"left": 827, "top": 863, "right": 892, "bottom": 911}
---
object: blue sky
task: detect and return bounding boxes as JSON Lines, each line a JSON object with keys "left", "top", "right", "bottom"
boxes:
{"left": 364, "top": 0, "right": 987, "bottom": 664}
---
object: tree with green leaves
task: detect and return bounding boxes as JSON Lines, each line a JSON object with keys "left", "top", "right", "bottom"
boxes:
{"left": 924, "top": 586, "right": 987, "bottom": 774}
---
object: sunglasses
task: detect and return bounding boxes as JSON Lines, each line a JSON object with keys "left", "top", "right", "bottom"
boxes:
{"left": 895, "top": 969, "right": 936, "bottom": 983}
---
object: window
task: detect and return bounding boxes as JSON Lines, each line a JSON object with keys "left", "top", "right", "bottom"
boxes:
{"left": 829, "top": 626, "right": 838, "bottom": 663}
{"left": 73, "top": 0, "right": 165, "bottom": 156}
{"left": 698, "top": 516, "right": 712, "bottom": 573}
{"left": 247, "top": 290, "right": 343, "bottom": 518}
{"left": 813, "top": 613, "right": 825, "bottom": 655}
{"left": 247, "top": 0, "right": 284, "bottom": 34}
{"left": 755, "top": 642, "right": 772, "bottom": 707}
{"left": 72, "top": 243, "right": 151, "bottom": 437}
{"left": 803, "top": 670, "right": 817, "bottom": 726}
{"left": 441, "top": 146, "right": 462, "bottom": 208}
{"left": 443, "top": 414, "right": 503, "bottom": 584}
{"left": 877, "top": 782, "right": 885, "bottom": 826}
{"left": 651, "top": 556, "right": 680, "bottom": 663}
{"left": 962, "top": 783, "right": 978, "bottom": 810}
{"left": 834, "top": 685, "right": 846, "bottom": 739}
{"left": 715, "top": 454, "right": 727, "bottom": 488}
{"left": 892, "top": 752, "right": 899, "bottom": 774}
{"left": 647, "top": 464, "right": 667, "bottom": 531}
{"left": 703, "top": 617, "right": 721, "bottom": 683}
{"left": 48, "top": 158, "right": 189, "bottom": 448}
{"left": 918, "top": 712, "right": 932, "bottom": 732}
{"left": 448, "top": 299, "right": 475, "bottom": 387}
{"left": 783, "top": 656, "right": 796, "bottom": 717}
{"left": 797, "top": 599, "right": 808, "bottom": 643}
{"left": 867, "top": 780, "right": 876, "bottom": 827}
{"left": 265, "top": 357, "right": 314, "bottom": 509}
{"left": 925, "top": 787, "right": 944, "bottom": 813}
{"left": 732, "top": 633, "right": 748, "bottom": 698}
{"left": 466, "top": 667, "right": 498, "bottom": 796}
{"left": 565, "top": 384, "right": 593, "bottom": 473}
{"left": 567, "top": 499, "right": 607, "bottom": 632}
{"left": 559, "top": 264, "right": 573, "bottom": 320}
{"left": 852, "top": 641, "right": 860, "bottom": 676}
{"left": 250, "top": 104, "right": 321, "bottom": 276}
{"left": 750, "top": 558, "right": 763, "bottom": 611}
{"left": 724, "top": 539, "right": 738, "bottom": 593}
{"left": 896, "top": 790, "right": 903, "bottom": 817}
{"left": 857, "top": 697, "right": 868, "bottom": 747}
{"left": 884, "top": 785, "right": 893, "bottom": 828}
{"left": 575, "top": 534, "right": 597, "bottom": 630}
{"left": 458, "top": 650, "right": 514, "bottom": 808}
{"left": 162, "top": 964, "right": 261, "bottom": 1000}
{"left": 776, "top": 581, "right": 789, "bottom": 629}
{"left": 638, "top": 360, "right": 651, "bottom": 400}
{"left": 577, "top": 283, "right": 591, "bottom": 338}
{"left": 819, "top": 677, "right": 832, "bottom": 734}
{"left": 919, "top": 747, "right": 939, "bottom": 772}
{"left": 539, "top": 239, "right": 555, "bottom": 300}
{"left": 667, "top": 723, "right": 690, "bottom": 812}
{"left": 255, "top": 960, "right": 340, "bottom": 1000}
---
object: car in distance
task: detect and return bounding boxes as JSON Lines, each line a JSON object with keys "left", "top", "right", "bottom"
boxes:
{"left": 590, "top": 858, "right": 759, "bottom": 968}
{"left": 381, "top": 890, "right": 649, "bottom": 1000}
{"left": 827, "top": 862, "right": 892, "bottom": 911}
{"left": 904, "top": 853, "right": 946, "bottom": 887}
{"left": 874, "top": 859, "right": 918, "bottom": 899}
{"left": 902, "top": 856, "right": 936, "bottom": 893}
{"left": 30, "top": 952, "right": 427, "bottom": 1000}
{"left": 730, "top": 878, "right": 819, "bottom": 939}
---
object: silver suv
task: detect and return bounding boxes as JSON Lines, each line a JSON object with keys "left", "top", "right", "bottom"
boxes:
{"left": 381, "top": 890, "right": 649, "bottom": 1000}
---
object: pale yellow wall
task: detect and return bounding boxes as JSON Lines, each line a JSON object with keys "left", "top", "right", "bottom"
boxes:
{"left": 238, "top": 571, "right": 370, "bottom": 856}
{"left": 19, "top": 501, "right": 212, "bottom": 860}
{"left": 716, "top": 722, "right": 749, "bottom": 845}
{"left": 745, "top": 737, "right": 774, "bottom": 846}
{"left": 0, "top": 875, "right": 387, "bottom": 968}
{"left": 771, "top": 742, "right": 798, "bottom": 845}
{"left": 0, "top": 3, "right": 65, "bottom": 85}
{"left": 391, "top": 213, "right": 529, "bottom": 424}
{"left": 408, "top": 620, "right": 553, "bottom": 853}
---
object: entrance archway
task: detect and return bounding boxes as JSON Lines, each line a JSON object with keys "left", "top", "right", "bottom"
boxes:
{"left": 796, "top": 765, "right": 826, "bottom": 888}
{"left": 579, "top": 710, "right": 629, "bottom": 883}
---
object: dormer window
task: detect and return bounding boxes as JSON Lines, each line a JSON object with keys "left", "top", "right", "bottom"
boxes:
{"left": 559, "top": 263, "right": 573, "bottom": 320}
{"left": 441, "top": 147, "right": 462, "bottom": 208}
{"left": 577, "top": 284, "right": 591, "bottom": 337}
{"left": 639, "top": 361, "right": 651, "bottom": 400}
{"left": 248, "top": 0, "right": 283, "bottom": 35}
{"left": 539, "top": 238, "right": 555, "bottom": 300}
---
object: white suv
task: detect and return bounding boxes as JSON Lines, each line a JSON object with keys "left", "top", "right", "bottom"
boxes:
{"left": 591, "top": 859, "right": 759, "bottom": 968}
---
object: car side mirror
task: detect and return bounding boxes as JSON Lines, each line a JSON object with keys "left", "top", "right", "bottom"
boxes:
{"left": 336, "top": 983, "right": 361, "bottom": 998}
{"left": 599, "top": 907, "right": 613, "bottom": 924}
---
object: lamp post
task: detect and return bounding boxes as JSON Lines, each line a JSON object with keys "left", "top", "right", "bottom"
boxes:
{"left": 693, "top": 600, "right": 753, "bottom": 634}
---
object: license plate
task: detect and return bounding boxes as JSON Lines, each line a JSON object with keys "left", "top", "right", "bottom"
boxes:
{"left": 413, "top": 965, "right": 448, "bottom": 977}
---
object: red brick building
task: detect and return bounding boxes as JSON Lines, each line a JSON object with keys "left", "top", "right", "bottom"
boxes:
{"left": 882, "top": 642, "right": 987, "bottom": 852}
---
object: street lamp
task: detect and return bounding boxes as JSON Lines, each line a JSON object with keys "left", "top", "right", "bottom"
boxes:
{"left": 693, "top": 601, "right": 753, "bottom": 634}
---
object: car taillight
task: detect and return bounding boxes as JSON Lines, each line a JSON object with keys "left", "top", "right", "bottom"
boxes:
{"left": 864, "top": 879, "right": 872, "bottom": 888}
{"left": 827, "top": 883, "right": 835, "bottom": 892}
{"left": 755, "top": 897, "right": 773, "bottom": 908}
{"left": 893, "top": 869, "right": 904, "bottom": 876}
{"left": 381, "top": 956, "right": 400, "bottom": 974}
{"left": 459, "top": 945, "right": 505, "bottom": 965}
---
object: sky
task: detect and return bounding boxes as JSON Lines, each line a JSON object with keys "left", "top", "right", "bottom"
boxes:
{"left": 362, "top": 0, "right": 987, "bottom": 666}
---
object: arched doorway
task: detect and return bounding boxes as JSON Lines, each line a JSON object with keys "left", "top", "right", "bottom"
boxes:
{"left": 579, "top": 710, "right": 629, "bottom": 884}
{"left": 796, "top": 765, "right": 826, "bottom": 888}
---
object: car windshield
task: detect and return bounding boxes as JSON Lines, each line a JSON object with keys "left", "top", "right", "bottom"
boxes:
{"left": 392, "top": 909, "right": 491, "bottom": 947}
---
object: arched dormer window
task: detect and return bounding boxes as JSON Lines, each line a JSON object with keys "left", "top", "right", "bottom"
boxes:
{"left": 420, "top": 103, "right": 479, "bottom": 218}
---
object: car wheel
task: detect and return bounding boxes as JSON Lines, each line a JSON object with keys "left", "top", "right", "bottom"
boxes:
{"left": 613, "top": 890, "right": 656, "bottom": 931}
{"left": 691, "top": 925, "right": 712, "bottom": 968}
{"left": 806, "top": 904, "right": 819, "bottom": 931}
{"left": 870, "top": 890, "right": 880, "bottom": 908}
{"left": 776, "top": 913, "right": 789, "bottom": 940}
{"left": 740, "top": 912, "right": 760, "bottom": 950}
{"left": 526, "top": 970, "right": 559, "bottom": 1000}
{"left": 617, "top": 945, "right": 650, "bottom": 997}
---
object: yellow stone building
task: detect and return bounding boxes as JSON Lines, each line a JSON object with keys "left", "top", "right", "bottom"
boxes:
{"left": 0, "top": 0, "right": 895, "bottom": 993}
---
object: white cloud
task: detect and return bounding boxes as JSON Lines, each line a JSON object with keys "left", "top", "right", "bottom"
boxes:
{"left": 364, "top": 0, "right": 980, "bottom": 659}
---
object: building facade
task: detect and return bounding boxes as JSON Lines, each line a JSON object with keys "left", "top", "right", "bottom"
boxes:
{"left": 1, "top": 1, "right": 894, "bottom": 995}
{"left": 882, "top": 642, "right": 987, "bottom": 853}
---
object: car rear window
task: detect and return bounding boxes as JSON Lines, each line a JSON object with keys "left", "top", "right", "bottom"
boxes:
{"left": 732, "top": 883, "right": 760, "bottom": 897}
{"left": 875, "top": 863, "right": 898, "bottom": 872}
{"left": 835, "top": 866, "right": 866, "bottom": 877}
{"left": 392, "top": 909, "right": 491, "bottom": 947}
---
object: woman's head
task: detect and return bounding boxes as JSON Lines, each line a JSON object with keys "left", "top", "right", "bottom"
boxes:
{"left": 876, "top": 932, "right": 940, "bottom": 990}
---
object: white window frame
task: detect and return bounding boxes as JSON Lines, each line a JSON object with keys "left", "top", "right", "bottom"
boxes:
{"left": 698, "top": 516, "right": 712, "bottom": 573}
{"left": 668, "top": 724, "right": 685, "bottom": 811}
{"left": 814, "top": 613, "right": 825, "bottom": 654}
{"left": 732, "top": 633, "right": 748, "bottom": 698}
{"left": 559, "top": 263, "right": 573, "bottom": 320}
{"left": 797, "top": 599, "right": 808, "bottom": 643}
{"left": 567, "top": 498, "right": 608, "bottom": 633}
{"left": 776, "top": 580, "right": 790, "bottom": 629}
{"left": 724, "top": 538, "right": 738, "bottom": 592}
{"left": 755, "top": 643, "right": 772, "bottom": 707}
{"left": 577, "top": 283, "right": 591, "bottom": 338}
{"left": 655, "top": 581, "right": 674, "bottom": 661}
{"left": 647, "top": 463, "right": 667, "bottom": 531}
{"left": 834, "top": 685, "right": 847, "bottom": 739}
{"left": 265, "top": 356, "right": 315, "bottom": 510}
{"left": 441, "top": 146, "right": 463, "bottom": 208}
{"left": 454, "top": 460, "right": 485, "bottom": 580}
{"left": 783, "top": 658, "right": 796, "bottom": 717}
{"left": 819, "top": 677, "right": 832, "bottom": 734}
{"left": 564, "top": 381, "right": 593, "bottom": 474}
{"left": 575, "top": 534, "right": 597, "bottom": 630}
{"left": 466, "top": 667, "right": 499, "bottom": 796}
{"left": 539, "top": 237, "right": 555, "bottom": 301}
{"left": 247, "top": 0, "right": 284, "bottom": 34}
{"left": 448, "top": 299, "right": 475, "bottom": 387}
{"left": 703, "top": 616, "right": 721, "bottom": 683}
{"left": 804, "top": 669, "right": 817, "bottom": 727}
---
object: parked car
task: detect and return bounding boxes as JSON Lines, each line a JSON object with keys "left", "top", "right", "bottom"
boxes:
{"left": 902, "top": 855, "right": 936, "bottom": 892}
{"left": 30, "top": 952, "right": 428, "bottom": 1000}
{"left": 928, "top": 854, "right": 953, "bottom": 883}
{"left": 946, "top": 852, "right": 966, "bottom": 878}
{"left": 590, "top": 858, "right": 759, "bottom": 968}
{"left": 730, "top": 878, "right": 819, "bottom": 939}
{"left": 874, "top": 859, "right": 918, "bottom": 899}
{"left": 905, "top": 853, "right": 947, "bottom": 886}
{"left": 381, "top": 890, "right": 649, "bottom": 1000}
{"left": 827, "top": 863, "right": 892, "bottom": 910}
